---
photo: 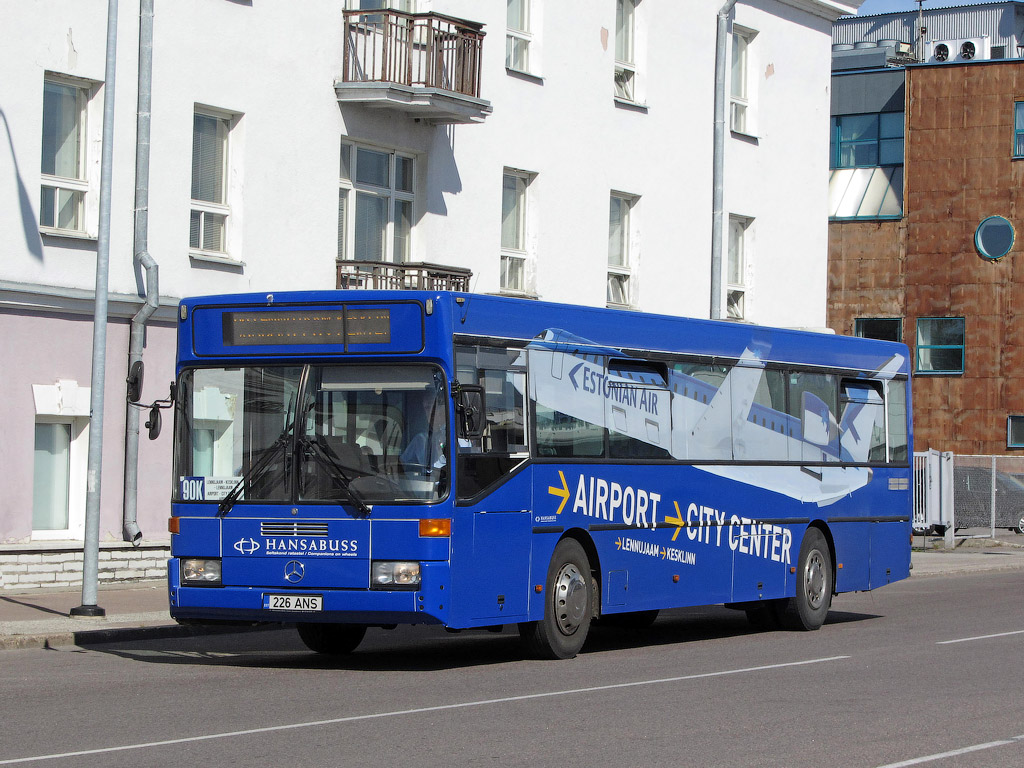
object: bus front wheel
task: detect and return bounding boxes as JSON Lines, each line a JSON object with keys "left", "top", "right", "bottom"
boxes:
{"left": 296, "top": 622, "right": 367, "bottom": 655}
{"left": 519, "top": 538, "right": 593, "bottom": 659}
{"left": 779, "top": 527, "right": 832, "bottom": 631}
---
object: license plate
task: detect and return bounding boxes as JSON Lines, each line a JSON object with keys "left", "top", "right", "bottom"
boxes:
{"left": 265, "top": 594, "right": 323, "bottom": 612}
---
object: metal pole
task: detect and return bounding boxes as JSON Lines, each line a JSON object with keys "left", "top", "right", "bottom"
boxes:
{"left": 990, "top": 455, "right": 997, "bottom": 539}
{"left": 72, "top": 0, "right": 119, "bottom": 618}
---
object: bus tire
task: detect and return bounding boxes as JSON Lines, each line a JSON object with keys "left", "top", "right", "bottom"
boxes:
{"left": 296, "top": 623, "right": 366, "bottom": 655}
{"left": 519, "top": 538, "right": 593, "bottom": 659}
{"left": 779, "top": 527, "right": 832, "bottom": 631}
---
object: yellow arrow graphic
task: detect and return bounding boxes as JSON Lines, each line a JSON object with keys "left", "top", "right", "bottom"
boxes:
{"left": 664, "top": 501, "right": 686, "bottom": 542}
{"left": 547, "top": 470, "right": 570, "bottom": 515}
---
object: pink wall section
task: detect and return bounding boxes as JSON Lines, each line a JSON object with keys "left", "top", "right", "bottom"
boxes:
{"left": 0, "top": 310, "right": 177, "bottom": 544}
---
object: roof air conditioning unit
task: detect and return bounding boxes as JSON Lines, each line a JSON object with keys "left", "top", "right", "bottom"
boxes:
{"left": 928, "top": 37, "right": 990, "bottom": 63}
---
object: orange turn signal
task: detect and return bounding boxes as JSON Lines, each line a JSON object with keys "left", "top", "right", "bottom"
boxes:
{"left": 168, "top": 517, "right": 180, "bottom": 534}
{"left": 419, "top": 518, "right": 451, "bottom": 537}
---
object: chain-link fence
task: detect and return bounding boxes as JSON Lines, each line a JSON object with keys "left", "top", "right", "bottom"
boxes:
{"left": 914, "top": 451, "right": 1024, "bottom": 536}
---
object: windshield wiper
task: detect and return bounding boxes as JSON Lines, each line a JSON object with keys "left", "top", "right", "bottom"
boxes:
{"left": 217, "top": 430, "right": 292, "bottom": 517}
{"left": 300, "top": 437, "right": 372, "bottom": 518}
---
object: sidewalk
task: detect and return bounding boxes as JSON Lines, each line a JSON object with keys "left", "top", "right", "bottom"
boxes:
{"left": 2, "top": 541, "right": 1023, "bottom": 651}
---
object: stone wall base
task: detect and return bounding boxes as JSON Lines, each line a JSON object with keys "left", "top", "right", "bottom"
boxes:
{"left": 0, "top": 542, "right": 169, "bottom": 591}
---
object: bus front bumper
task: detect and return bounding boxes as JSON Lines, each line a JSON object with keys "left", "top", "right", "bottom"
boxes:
{"left": 167, "top": 559, "right": 450, "bottom": 626}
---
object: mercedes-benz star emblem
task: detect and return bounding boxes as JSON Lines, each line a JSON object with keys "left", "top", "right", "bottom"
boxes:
{"left": 284, "top": 560, "right": 305, "bottom": 583}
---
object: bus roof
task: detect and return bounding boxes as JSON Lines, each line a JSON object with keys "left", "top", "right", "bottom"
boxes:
{"left": 179, "top": 290, "right": 910, "bottom": 376}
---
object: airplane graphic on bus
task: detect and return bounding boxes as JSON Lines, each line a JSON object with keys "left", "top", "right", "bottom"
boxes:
{"left": 523, "top": 328, "right": 904, "bottom": 507}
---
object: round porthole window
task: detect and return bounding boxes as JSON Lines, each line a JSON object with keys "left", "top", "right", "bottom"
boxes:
{"left": 975, "top": 215, "right": 1015, "bottom": 261}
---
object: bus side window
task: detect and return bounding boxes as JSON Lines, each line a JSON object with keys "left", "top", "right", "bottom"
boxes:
{"left": 839, "top": 379, "right": 886, "bottom": 463}
{"left": 787, "top": 371, "right": 839, "bottom": 462}
{"left": 455, "top": 344, "right": 528, "bottom": 500}
{"left": 885, "top": 379, "right": 909, "bottom": 463}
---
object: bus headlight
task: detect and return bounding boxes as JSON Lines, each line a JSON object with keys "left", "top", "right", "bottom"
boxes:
{"left": 371, "top": 561, "right": 421, "bottom": 589}
{"left": 181, "top": 558, "right": 222, "bottom": 585}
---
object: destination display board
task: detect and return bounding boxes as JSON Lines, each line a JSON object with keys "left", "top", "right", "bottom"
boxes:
{"left": 222, "top": 308, "right": 391, "bottom": 346}
{"left": 189, "top": 301, "right": 424, "bottom": 356}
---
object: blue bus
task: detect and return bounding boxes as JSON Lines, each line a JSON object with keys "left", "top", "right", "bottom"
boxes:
{"left": 165, "top": 290, "right": 912, "bottom": 659}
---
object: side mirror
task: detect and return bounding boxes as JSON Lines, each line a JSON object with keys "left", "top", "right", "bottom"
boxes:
{"left": 127, "top": 360, "right": 145, "bottom": 403}
{"left": 146, "top": 405, "right": 162, "bottom": 440}
{"left": 455, "top": 384, "right": 485, "bottom": 439}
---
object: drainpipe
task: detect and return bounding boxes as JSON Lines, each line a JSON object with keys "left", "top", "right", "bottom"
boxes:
{"left": 123, "top": 0, "right": 157, "bottom": 545}
{"left": 711, "top": 0, "right": 738, "bottom": 320}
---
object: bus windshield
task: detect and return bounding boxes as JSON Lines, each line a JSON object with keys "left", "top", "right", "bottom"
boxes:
{"left": 174, "top": 364, "right": 449, "bottom": 505}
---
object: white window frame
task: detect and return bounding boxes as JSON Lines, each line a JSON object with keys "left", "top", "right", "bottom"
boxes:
{"left": 338, "top": 139, "right": 416, "bottom": 264}
{"left": 607, "top": 192, "right": 637, "bottom": 308}
{"left": 190, "top": 106, "right": 240, "bottom": 263}
{"left": 614, "top": 0, "right": 637, "bottom": 102}
{"left": 40, "top": 74, "right": 98, "bottom": 238}
{"left": 730, "top": 25, "right": 758, "bottom": 135}
{"left": 500, "top": 169, "right": 534, "bottom": 296}
{"left": 506, "top": 0, "right": 532, "bottom": 74}
{"left": 728, "top": 215, "right": 752, "bottom": 320}
{"left": 31, "top": 380, "right": 90, "bottom": 541}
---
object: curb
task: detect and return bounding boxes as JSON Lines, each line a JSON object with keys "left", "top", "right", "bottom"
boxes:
{"left": 0, "top": 622, "right": 265, "bottom": 652}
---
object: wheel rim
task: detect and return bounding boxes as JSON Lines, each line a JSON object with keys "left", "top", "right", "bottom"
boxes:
{"left": 552, "top": 562, "right": 588, "bottom": 636}
{"left": 804, "top": 549, "right": 827, "bottom": 610}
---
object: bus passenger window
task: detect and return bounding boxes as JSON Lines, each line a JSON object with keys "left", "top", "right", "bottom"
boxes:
{"left": 839, "top": 379, "right": 886, "bottom": 463}
{"left": 788, "top": 371, "right": 839, "bottom": 462}
{"left": 885, "top": 380, "right": 909, "bottom": 463}
{"left": 455, "top": 344, "right": 529, "bottom": 501}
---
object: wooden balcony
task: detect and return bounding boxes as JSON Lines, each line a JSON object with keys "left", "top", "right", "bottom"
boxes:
{"left": 337, "top": 260, "right": 472, "bottom": 292}
{"left": 336, "top": 10, "right": 492, "bottom": 124}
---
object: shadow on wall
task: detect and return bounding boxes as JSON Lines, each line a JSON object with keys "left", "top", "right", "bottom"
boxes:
{"left": 0, "top": 107, "right": 44, "bottom": 261}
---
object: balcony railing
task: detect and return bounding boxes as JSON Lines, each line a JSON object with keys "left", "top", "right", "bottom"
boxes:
{"left": 337, "top": 260, "right": 472, "bottom": 292}
{"left": 337, "top": 10, "right": 492, "bottom": 124}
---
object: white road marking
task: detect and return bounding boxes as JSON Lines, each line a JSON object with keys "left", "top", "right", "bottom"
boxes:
{"left": 935, "top": 629, "right": 1024, "bottom": 645}
{"left": 875, "top": 733, "right": 1024, "bottom": 767}
{"left": 0, "top": 655, "right": 849, "bottom": 765}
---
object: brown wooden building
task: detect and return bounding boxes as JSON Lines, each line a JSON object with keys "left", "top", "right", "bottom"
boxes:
{"left": 829, "top": 58, "right": 1024, "bottom": 454}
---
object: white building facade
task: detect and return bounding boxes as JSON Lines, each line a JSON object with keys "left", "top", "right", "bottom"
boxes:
{"left": 0, "top": 0, "right": 854, "bottom": 588}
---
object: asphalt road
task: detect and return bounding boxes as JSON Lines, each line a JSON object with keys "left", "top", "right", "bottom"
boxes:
{"left": 1, "top": 570, "right": 1023, "bottom": 768}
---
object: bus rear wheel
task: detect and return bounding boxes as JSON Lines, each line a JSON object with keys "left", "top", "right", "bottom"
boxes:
{"left": 519, "top": 538, "right": 593, "bottom": 659}
{"left": 296, "top": 623, "right": 367, "bottom": 655}
{"left": 779, "top": 527, "right": 832, "bottom": 631}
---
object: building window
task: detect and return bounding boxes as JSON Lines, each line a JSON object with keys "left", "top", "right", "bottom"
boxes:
{"left": 40, "top": 76, "right": 91, "bottom": 234}
{"left": 338, "top": 141, "right": 416, "bottom": 263}
{"left": 1015, "top": 102, "right": 1024, "bottom": 157}
{"left": 608, "top": 193, "right": 635, "bottom": 307}
{"left": 614, "top": 0, "right": 636, "bottom": 101}
{"left": 33, "top": 422, "right": 72, "bottom": 534}
{"left": 916, "top": 317, "right": 965, "bottom": 374}
{"left": 975, "top": 215, "right": 1015, "bottom": 261}
{"left": 190, "top": 110, "right": 232, "bottom": 256}
{"left": 730, "top": 26, "right": 756, "bottom": 134}
{"left": 506, "top": 0, "right": 531, "bottom": 72}
{"left": 855, "top": 318, "right": 902, "bottom": 342}
{"left": 1008, "top": 416, "right": 1024, "bottom": 448}
{"left": 31, "top": 379, "right": 90, "bottom": 541}
{"left": 831, "top": 113, "right": 904, "bottom": 169}
{"left": 727, "top": 215, "right": 751, "bottom": 320}
{"left": 501, "top": 170, "right": 531, "bottom": 294}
